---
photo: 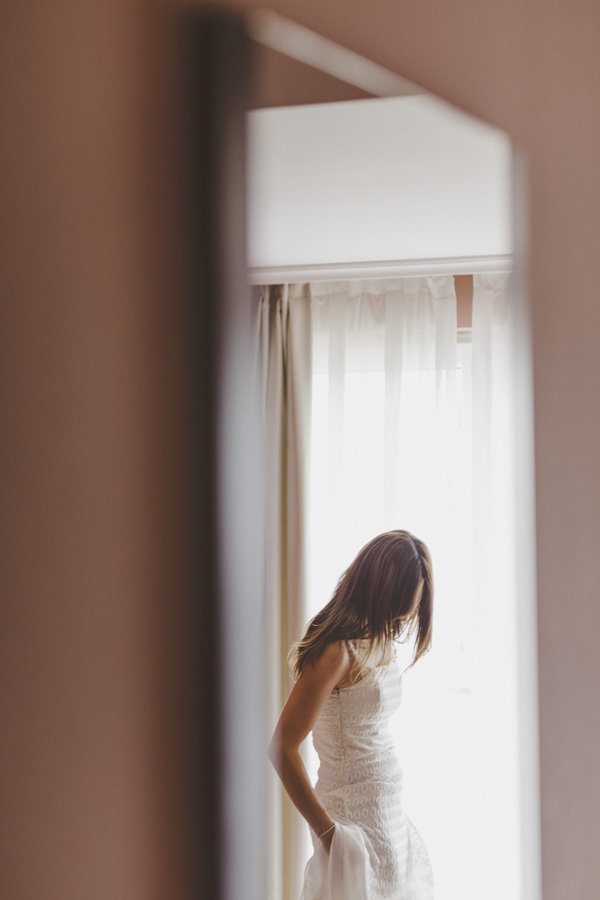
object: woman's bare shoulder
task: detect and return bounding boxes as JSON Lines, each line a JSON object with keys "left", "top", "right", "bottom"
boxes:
{"left": 308, "top": 640, "right": 350, "bottom": 675}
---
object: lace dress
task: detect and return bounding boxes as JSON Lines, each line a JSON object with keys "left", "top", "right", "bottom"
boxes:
{"left": 301, "top": 645, "right": 434, "bottom": 900}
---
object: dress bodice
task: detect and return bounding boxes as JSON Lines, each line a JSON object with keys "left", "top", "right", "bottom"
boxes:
{"left": 312, "top": 656, "right": 404, "bottom": 795}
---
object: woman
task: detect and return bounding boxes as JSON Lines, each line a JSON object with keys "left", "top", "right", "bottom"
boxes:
{"left": 268, "top": 530, "right": 435, "bottom": 900}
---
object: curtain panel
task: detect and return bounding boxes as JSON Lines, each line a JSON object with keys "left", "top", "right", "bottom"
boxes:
{"left": 257, "top": 284, "right": 313, "bottom": 900}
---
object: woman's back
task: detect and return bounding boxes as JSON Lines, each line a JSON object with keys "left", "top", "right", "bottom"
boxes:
{"left": 312, "top": 647, "right": 403, "bottom": 795}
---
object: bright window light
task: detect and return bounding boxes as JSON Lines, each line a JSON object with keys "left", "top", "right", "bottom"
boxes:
{"left": 304, "top": 322, "right": 522, "bottom": 900}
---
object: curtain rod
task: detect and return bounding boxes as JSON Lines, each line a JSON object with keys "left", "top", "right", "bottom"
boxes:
{"left": 248, "top": 255, "right": 513, "bottom": 285}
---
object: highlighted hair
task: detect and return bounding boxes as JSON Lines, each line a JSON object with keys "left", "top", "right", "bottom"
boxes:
{"left": 290, "top": 530, "right": 433, "bottom": 681}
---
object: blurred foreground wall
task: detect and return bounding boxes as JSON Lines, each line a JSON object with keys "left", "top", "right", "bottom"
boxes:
{"left": 0, "top": 4, "right": 191, "bottom": 898}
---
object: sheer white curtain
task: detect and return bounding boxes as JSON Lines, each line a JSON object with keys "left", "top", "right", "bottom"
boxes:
{"left": 306, "top": 274, "right": 521, "bottom": 900}
{"left": 304, "top": 274, "right": 466, "bottom": 892}
{"left": 308, "top": 276, "right": 458, "bottom": 578}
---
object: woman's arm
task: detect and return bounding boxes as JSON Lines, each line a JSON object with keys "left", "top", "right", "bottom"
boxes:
{"left": 268, "top": 641, "right": 351, "bottom": 852}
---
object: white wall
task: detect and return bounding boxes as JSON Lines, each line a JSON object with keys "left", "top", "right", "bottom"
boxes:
{"left": 247, "top": 95, "right": 512, "bottom": 268}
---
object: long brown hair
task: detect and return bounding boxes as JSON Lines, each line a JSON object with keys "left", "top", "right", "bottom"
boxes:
{"left": 290, "top": 530, "right": 433, "bottom": 680}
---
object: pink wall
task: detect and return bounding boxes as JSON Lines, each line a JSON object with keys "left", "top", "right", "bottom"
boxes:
{"left": 0, "top": 4, "right": 190, "bottom": 898}
{"left": 1, "top": 0, "right": 599, "bottom": 898}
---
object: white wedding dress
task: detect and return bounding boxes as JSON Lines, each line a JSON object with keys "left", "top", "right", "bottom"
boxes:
{"left": 301, "top": 646, "right": 435, "bottom": 900}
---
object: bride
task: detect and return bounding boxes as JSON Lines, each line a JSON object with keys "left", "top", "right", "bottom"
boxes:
{"left": 268, "top": 530, "right": 435, "bottom": 900}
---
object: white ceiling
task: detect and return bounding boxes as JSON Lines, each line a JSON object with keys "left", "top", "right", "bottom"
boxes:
{"left": 247, "top": 95, "right": 513, "bottom": 269}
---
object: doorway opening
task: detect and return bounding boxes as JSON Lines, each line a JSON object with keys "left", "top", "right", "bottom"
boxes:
{"left": 248, "top": 17, "right": 538, "bottom": 900}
